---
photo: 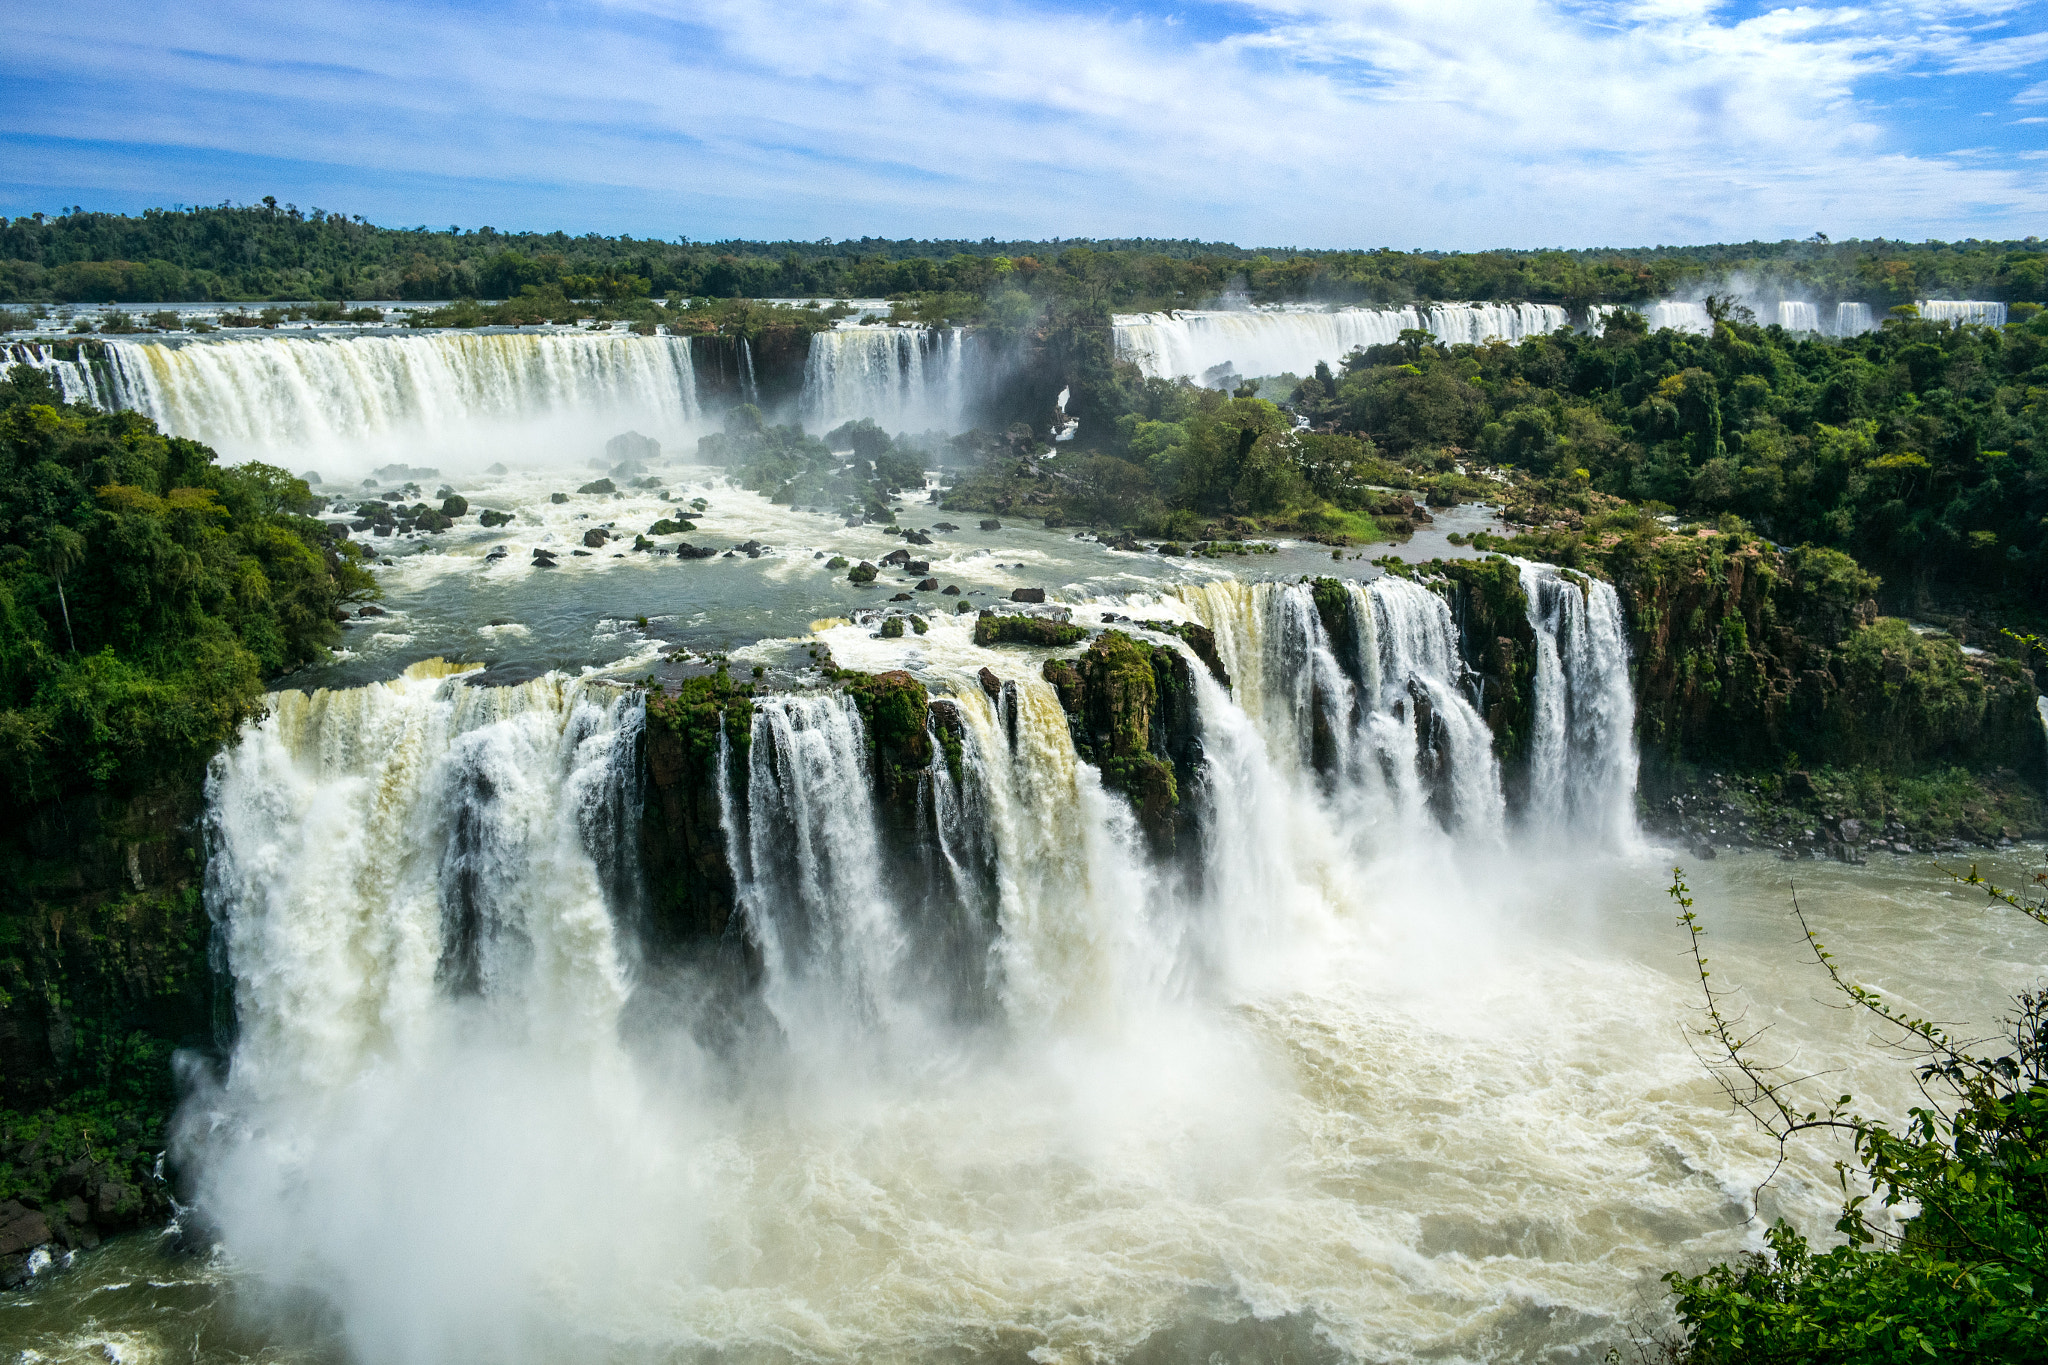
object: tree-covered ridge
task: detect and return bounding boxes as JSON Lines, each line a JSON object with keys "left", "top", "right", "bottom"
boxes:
{"left": 0, "top": 202, "right": 2042, "bottom": 307}
{"left": 0, "top": 365, "right": 376, "bottom": 810}
{"left": 1285, "top": 308, "right": 2048, "bottom": 612}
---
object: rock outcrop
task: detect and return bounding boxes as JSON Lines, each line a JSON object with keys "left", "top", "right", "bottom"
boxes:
{"left": 1042, "top": 631, "right": 1202, "bottom": 852}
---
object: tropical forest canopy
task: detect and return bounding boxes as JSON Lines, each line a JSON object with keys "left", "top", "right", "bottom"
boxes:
{"left": 0, "top": 202, "right": 2043, "bottom": 309}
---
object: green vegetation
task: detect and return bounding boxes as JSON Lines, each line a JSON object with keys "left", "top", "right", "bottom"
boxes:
{"left": 0, "top": 363, "right": 376, "bottom": 810}
{"left": 1040, "top": 630, "right": 1199, "bottom": 849}
{"left": 0, "top": 362, "right": 369, "bottom": 1241}
{"left": 972, "top": 613, "right": 1088, "bottom": 648}
{"left": 1661, "top": 860, "right": 2048, "bottom": 1361}
{"left": 4, "top": 205, "right": 2043, "bottom": 313}
{"left": 839, "top": 669, "right": 933, "bottom": 812}
{"left": 644, "top": 664, "right": 755, "bottom": 762}
{"left": 1309, "top": 309, "right": 2048, "bottom": 614}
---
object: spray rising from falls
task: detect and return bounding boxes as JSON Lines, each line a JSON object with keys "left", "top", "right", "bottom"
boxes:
{"left": 184, "top": 567, "right": 1653, "bottom": 1361}
{"left": 10, "top": 332, "right": 704, "bottom": 468}
{"left": 1113, "top": 304, "right": 1568, "bottom": 382}
{"left": 203, "top": 661, "right": 642, "bottom": 1098}
{"left": 800, "top": 325, "right": 973, "bottom": 433}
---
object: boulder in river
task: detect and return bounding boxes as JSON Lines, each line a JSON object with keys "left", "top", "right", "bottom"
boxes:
{"left": 606, "top": 431, "right": 660, "bottom": 465}
{"left": 583, "top": 528, "right": 610, "bottom": 548}
{"left": 576, "top": 478, "right": 617, "bottom": 496}
{"left": 916, "top": 578, "right": 938, "bottom": 591}
{"left": 849, "top": 562, "right": 878, "bottom": 584}
{"left": 478, "top": 509, "right": 513, "bottom": 528}
{"left": 980, "top": 519, "right": 1002, "bottom": 531}
{"left": 0, "top": 1201, "right": 51, "bottom": 1258}
{"left": 880, "top": 549, "right": 911, "bottom": 567}
{"left": 1010, "top": 587, "right": 1046, "bottom": 603}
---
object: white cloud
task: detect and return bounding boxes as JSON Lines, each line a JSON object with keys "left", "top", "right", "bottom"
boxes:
{"left": 2, "top": 0, "right": 2045, "bottom": 245}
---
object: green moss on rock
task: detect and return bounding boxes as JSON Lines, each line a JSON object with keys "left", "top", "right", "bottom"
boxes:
{"left": 1041, "top": 630, "right": 1200, "bottom": 850}
{"left": 641, "top": 668, "right": 755, "bottom": 944}
{"left": 972, "top": 612, "right": 1088, "bottom": 647}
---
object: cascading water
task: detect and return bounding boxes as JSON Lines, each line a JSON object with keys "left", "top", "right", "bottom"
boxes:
{"left": 1836, "top": 301, "right": 1875, "bottom": 336}
{"left": 733, "top": 693, "right": 917, "bottom": 1044}
{"left": 1179, "top": 577, "right": 1505, "bottom": 839}
{"left": 800, "top": 325, "right": 970, "bottom": 433}
{"left": 1776, "top": 301, "right": 1820, "bottom": 332}
{"left": 46, "top": 331, "right": 704, "bottom": 468}
{"left": 1112, "top": 303, "right": 1567, "bottom": 382}
{"left": 1641, "top": 300, "right": 1712, "bottom": 334}
{"left": 1916, "top": 299, "right": 2007, "bottom": 327}
{"left": 154, "top": 583, "right": 1987, "bottom": 1365}
{"left": 199, "top": 659, "right": 641, "bottom": 1093}
{"left": 2038, "top": 694, "right": 2048, "bottom": 789}
{"left": 1518, "top": 563, "right": 1639, "bottom": 848}
{"left": 3, "top": 341, "right": 116, "bottom": 406}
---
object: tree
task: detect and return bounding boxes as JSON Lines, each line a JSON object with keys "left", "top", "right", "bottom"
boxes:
{"left": 1661, "top": 829, "right": 2048, "bottom": 1361}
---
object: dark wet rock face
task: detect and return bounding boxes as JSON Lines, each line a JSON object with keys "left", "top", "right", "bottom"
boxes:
{"left": 1042, "top": 631, "right": 1203, "bottom": 853}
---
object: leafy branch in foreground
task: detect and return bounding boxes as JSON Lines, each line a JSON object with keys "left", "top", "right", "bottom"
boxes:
{"left": 1657, "top": 864, "right": 2048, "bottom": 1362}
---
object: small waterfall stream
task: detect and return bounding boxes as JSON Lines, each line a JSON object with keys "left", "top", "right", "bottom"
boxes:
{"left": 800, "top": 326, "right": 971, "bottom": 434}
{"left": 1519, "top": 563, "right": 1639, "bottom": 849}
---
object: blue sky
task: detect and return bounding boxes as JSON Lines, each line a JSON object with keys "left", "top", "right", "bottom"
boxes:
{"left": 3, "top": 0, "right": 2045, "bottom": 249}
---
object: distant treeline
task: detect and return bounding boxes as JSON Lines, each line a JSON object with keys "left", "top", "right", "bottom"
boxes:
{"left": 1, "top": 201, "right": 2043, "bottom": 308}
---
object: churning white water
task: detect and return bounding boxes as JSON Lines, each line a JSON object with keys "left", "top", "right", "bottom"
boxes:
{"left": 1112, "top": 304, "right": 1567, "bottom": 382}
{"left": 107, "top": 584, "right": 2035, "bottom": 1365}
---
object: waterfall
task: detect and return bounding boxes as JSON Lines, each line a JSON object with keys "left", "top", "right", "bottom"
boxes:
{"left": 1834, "top": 302, "right": 1875, "bottom": 336}
{"left": 2037, "top": 695, "right": 2048, "bottom": 790}
{"left": 203, "top": 660, "right": 640, "bottom": 1097}
{"left": 1916, "top": 300, "right": 2007, "bottom": 327}
{"left": 739, "top": 337, "right": 759, "bottom": 406}
{"left": 1776, "top": 301, "right": 1820, "bottom": 333}
{"left": 1360, "top": 577, "right": 1507, "bottom": 838}
{"left": 800, "top": 325, "right": 970, "bottom": 433}
{"left": 3, "top": 341, "right": 116, "bottom": 406}
{"left": 734, "top": 694, "right": 914, "bottom": 1044}
{"left": 177, "top": 594, "right": 1674, "bottom": 1361}
{"left": 1642, "top": 301, "right": 1712, "bottom": 334}
{"left": 1519, "top": 563, "right": 1638, "bottom": 848}
{"left": 47, "top": 331, "right": 703, "bottom": 467}
{"left": 1179, "top": 578, "right": 1504, "bottom": 839}
{"left": 1112, "top": 303, "right": 1566, "bottom": 382}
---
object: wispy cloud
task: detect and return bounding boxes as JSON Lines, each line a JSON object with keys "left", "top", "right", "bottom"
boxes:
{"left": 2, "top": 0, "right": 2044, "bottom": 245}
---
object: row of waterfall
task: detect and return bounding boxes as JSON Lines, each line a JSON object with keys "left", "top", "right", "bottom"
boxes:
{"left": 1116, "top": 296, "right": 2013, "bottom": 384}
{"left": 6, "top": 294, "right": 2013, "bottom": 461}
{"left": 202, "top": 564, "right": 1636, "bottom": 1071}
{"left": 180, "top": 562, "right": 1656, "bottom": 1358}
{"left": 3, "top": 325, "right": 983, "bottom": 466}
{"left": 1112, "top": 303, "right": 1570, "bottom": 382}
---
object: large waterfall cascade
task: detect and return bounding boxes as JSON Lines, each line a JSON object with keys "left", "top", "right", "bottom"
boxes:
{"left": 173, "top": 570, "right": 2013, "bottom": 1365}
{"left": 201, "top": 566, "right": 1639, "bottom": 1094}
{"left": 1112, "top": 303, "right": 1569, "bottom": 381}
{"left": 799, "top": 325, "right": 973, "bottom": 435}
{"left": 6, "top": 331, "right": 705, "bottom": 465}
